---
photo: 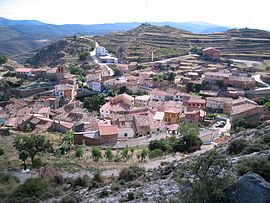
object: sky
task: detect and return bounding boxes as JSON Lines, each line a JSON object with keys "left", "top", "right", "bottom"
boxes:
{"left": 0, "top": 0, "right": 270, "bottom": 30}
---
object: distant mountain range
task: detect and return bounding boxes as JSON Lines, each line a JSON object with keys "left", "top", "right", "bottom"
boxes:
{"left": 0, "top": 17, "right": 234, "bottom": 57}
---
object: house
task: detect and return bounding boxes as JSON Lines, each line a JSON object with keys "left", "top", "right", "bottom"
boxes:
{"left": 35, "top": 96, "right": 60, "bottom": 109}
{"left": 150, "top": 89, "right": 171, "bottom": 101}
{"left": 187, "top": 97, "right": 206, "bottom": 111}
{"left": 167, "top": 124, "right": 179, "bottom": 135}
{"left": 54, "top": 84, "right": 76, "bottom": 100}
{"left": 202, "top": 47, "right": 221, "bottom": 60}
{"left": 100, "top": 93, "right": 134, "bottom": 117}
{"left": 15, "top": 68, "right": 32, "bottom": 78}
{"left": 225, "top": 76, "right": 256, "bottom": 89}
{"left": 91, "top": 80, "right": 104, "bottom": 93}
{"left": 99, "top": 56, "right": 118, "bottom": 64}
{"left": 184, "top": 110, "right": 205, "bottom": 123}
{"left": 174, "top": 92, "right": 191, "bottom": 102}
{"left": 159, "top": 106, "right": 181, "bottom": 125}
{"left": 134, "top": 114, "right": 156, "bottom": 136}
{"left": 98, "top": 125, "right": 118, "bottom": 145}
{"left": 116, "top": 64, "right": 129, "bottom": 74}
{"left": 96, "top": 46, "right": 109, "bottom": 56}
{"left": 135, "top": 95, "right": 151, "bottom": 107}
{"left": 86, "top": 74, "right": 102, "bottom": 86}
{"left": 230, "top": 103, "right": 264, "bottom": 125}
{"left": 204, "top": 72, "right": 230, "bottom": 84}
{"left": 37, "top": 107, "right": 50, "bottom": 118}
{"left": 199, "top": 129, "right": 216, "bottom": 144}
{"left": 206, "top": 97, "right": 233, "bottom": 113}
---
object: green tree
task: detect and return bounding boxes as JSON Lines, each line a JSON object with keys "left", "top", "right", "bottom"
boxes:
{"left": 19, "top": 150, "right": 29, "bottom": 170}
{"left": 121, "top": 146, "right": 130, "bottom": 160}
{"left": 75, "top": 146, "right": 84, "bottom": 158}
{"left": 119, "top": 86, "right": 127, "bottom": 94}
{"left": 140, "top": 148, "right": 148, "bottom": 161}
{"left": 176, "top": 150, "right": 235, "bottom": 203}
{"left": 84, "top": 95, "right": 105, "bottom": 112}
{"left": 79, "top": 52, "right": 90, "bottom": 61}
{"left": 92, "top": 146, "right": 102, "bottom": 161}
{"left": 172, "top": 123, "right": 202, "bottom": 152}
{"left": 0, "top": 55, "right": 8, "bottom": 64}
{"left": 14, "top": 135, "right": 52, "bottom": 164}
{"left": 105, "top": 148, "right": 114, "bottom": 161}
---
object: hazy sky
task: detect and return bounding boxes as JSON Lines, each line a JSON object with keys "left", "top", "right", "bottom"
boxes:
{"left": 0, "top": 0, "right": 269, "bottom": 29}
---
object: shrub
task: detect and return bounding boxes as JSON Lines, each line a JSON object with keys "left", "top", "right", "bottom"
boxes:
{"left": 79, "top": 52, "right": 90, "bottom": 61}
{"left": 8, "top": 178, "right": 46, "bottom": 203}
{"left": 75, "top": 146, "right": 84, "bottom": 158}
{"left": 118, "top": 165, "right": 145, "bottom": 182}
{"left": 148, "top": 149, "right": 163, "bottom": 159}
{"left": 176, "top": 150, "right": 235, "bottom": 203}
{"left": 32, "top": 158, "right": 43, "bottom": 169}
{"left": 53, "top": 174, "right": 64, "bottom": 185}
{"left": 262, "top": 133, "right": 270, "bottom": 144}
{"left": 74, "top": 176, "right": 87, "bottom": 187}
{"left": 235, "top": 156, "right": 270, "bottom": 182}
{"left": 241, "top": 141, "right": 267, "bottom": 155}
{"left": 91, "top": 146, "right": 102, "bottom": 162}
{"left": 227, "top": 138, "right": 248, "bottom": 154}
{"left": 148, "top": 139, "right": 171, "bottom": 152}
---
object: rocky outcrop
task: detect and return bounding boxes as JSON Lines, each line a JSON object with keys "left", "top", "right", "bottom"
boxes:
{"left": 228, "top": 172, "right": 270, "bottom": 203}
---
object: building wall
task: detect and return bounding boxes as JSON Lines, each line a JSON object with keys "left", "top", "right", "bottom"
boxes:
{"left": 164, "top": 112, "right": 179, "bottom": 125}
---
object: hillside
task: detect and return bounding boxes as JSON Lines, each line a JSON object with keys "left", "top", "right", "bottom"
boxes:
{"left": 0, "top": 17, "right": 232, "bottom": 57}
{"left": 25, "top": 36, "right": 95, "bottom": 67}
{"left": 94, "top": 24, "right": 270, "bottom": 63}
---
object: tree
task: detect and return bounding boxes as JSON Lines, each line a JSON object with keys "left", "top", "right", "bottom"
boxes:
{"left": 121, "top": 146, "right": 130, "bottom": 160}
{"left": 79, "top": 52, "right": 90, "bottom": 61}
{"left": 172, "top": 123, "right": 202, "bottom": 153}
{"left": 0, "top": 148, "right": 4, "bottom": 156}
{"left": 0, "top": 55, "right": 8, "bottom": 64}
{"left": 119, "top": 86, "right": 127, "bottom": 94}
{"left": 176, "top": 150, "right": 235, "bottom": 203}
{"left": 75, "top": 146, "right": 84, "bottom": 158}
{"left": 140, "top": 148, "right": 148, "bottom": 161}
{"left": 84, "top": 95, "right": 105, "bottom": 112}
{"left": 14, "top": 135, "right": 52, "bottom": 163}
{"left": 19, "top": 150, "right": 29, "bottom": 170}
{"left": 92, "top": 146, "right": 102, "bottom": 161}
{"left": 105, "top": 148, "right": 114, "bottom": 161}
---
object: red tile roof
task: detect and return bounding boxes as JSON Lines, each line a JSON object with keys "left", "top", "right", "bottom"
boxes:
{"left": 99, "top": 125, "right": 118, "bottom": 136}
{"left": 150, "top": 89, "right": 169, "bottom": 97}
{"left": 15, "top": 68, "right": 32, "bottom": 73}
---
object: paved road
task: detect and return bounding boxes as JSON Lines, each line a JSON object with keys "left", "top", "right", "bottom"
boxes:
{"left": 90, "top": 41, "right": 114, "bottom": 76}
{"left": 252, "top": 74, "right": 270, "bottom": 87}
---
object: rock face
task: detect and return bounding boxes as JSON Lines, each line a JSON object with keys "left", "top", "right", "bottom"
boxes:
{"left": 228, "top": 172, "right": 270, "bottom": 203}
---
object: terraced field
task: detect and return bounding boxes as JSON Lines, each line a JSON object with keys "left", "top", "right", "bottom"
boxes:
{"left": 94, "top": 24, "right": 270, "bottom": 63}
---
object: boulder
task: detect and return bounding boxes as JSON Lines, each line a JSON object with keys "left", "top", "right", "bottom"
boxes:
{"left": 228, "top": 172, "right": 270, "bottom": 203}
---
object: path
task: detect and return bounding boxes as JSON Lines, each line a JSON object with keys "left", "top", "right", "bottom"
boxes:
{"left": 90, "top": 41, "right": 114, "bottom": 76}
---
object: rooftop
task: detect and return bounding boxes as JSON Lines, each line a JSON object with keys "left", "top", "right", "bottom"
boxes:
{"left": 99, "top": 125, "right": 118, "bottom": 136}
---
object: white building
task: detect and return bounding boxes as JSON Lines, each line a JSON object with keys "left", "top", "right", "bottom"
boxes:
{"left": 96, "top": 46, "right": 109, "bottom": 56}
{"left": 135, "top": 95, "right": 151, "bottom": 107}
{"left": 149, "top": 89, "right": 170, "bottom": 101}
{"left": 91, "top": 81, "right": 103, "bottom": 93}
{"left": 99, "top": 56, "right": 118, "bottom": 64}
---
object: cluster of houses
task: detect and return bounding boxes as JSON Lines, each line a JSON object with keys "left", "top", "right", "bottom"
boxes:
{"left": 0, "top": 46, "right": 269, "bottom": 147}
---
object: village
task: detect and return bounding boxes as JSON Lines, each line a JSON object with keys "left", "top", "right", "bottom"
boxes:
{"left": 0, "top": 41, "right": 269, "bottom": 151}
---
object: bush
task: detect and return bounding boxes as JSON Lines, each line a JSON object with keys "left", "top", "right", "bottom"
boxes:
{"left": 148, "top": 149, "right": 163, "bottom": 159}
{"left": 32, "top": 158, "right": 43, "bottom": 169}
{"left": 148, "top": 139, "right": 171, "bottom": 152}
{"left": 74, "top": 176, "right": 87, "bottom": 187}
{"left": 235, "top": 156, "right": 270, "bottom": 182}
{"left": 176, "top": 150, "right": 235, "bottom": 203}
{"left": 227, "top": 138, "right": 248, "bottom": 154}
{"left": 0, "top": 148, "right": 4, "bottom": 156}
{"left": 75, "top": 146, "right": 84, "bottom": 158}
{"left": 241, "top": 141, "right": 267, "bottom": 155}
{"left": 53, "top": 174, "right": 64, "bottom": 185}
{"left": 79, "top": 52, "right": 90, "bottom": 61}
{"left": 118, "top": 165, "right": 145, "bottom": 182}
{"left": 8, "top": 178, "right": 46, "bottom": 203}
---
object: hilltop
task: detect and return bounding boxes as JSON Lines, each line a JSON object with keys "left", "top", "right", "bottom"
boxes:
{"left": 0, "top": 17, "right": 232, "bottom": 57}
{"left": 94, "top": 24, "right": 270, "bottom": 63}
{"left": 24, "top": 36, "right": 95, "bottom": 67}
